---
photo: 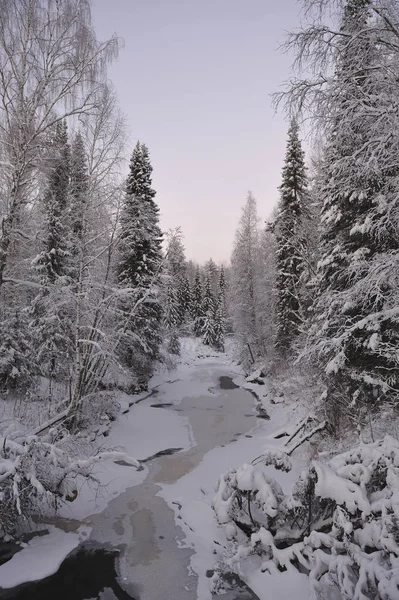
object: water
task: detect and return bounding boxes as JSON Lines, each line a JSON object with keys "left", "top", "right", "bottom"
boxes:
{"left": 2, "top": 365, "right": 259, "bottom": 600}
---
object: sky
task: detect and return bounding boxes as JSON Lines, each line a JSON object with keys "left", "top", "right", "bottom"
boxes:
{"left": 92, "top": 0, "right": 302, "bottom": 263}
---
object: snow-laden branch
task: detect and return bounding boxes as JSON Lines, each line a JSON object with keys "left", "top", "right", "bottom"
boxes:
{"left": 0, "top": 431, "right": 141, "bottom": 533}
{"left": 212, "top": 435, "right": 399, "bottom": 600}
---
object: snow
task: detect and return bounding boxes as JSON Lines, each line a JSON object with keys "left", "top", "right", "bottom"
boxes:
{"left": 107, "top": 403, "right": 195, "bottom": 461}
{"left": 0, "top": 338, "right": 346, "bottom": 599}
{"left": 314, "top": 462, "right": 370, "bottom": 514}
{"left": 248, "top": 564, "right": 310, "bottom": 600}
{"left": 157, "top": 387, "right": 307, "bottom": 600}
{"left": 0, "top": 525, "right": 90, "bottom": 589}
{"left": 59, "top": 403, "right": 194, "bottom": 520}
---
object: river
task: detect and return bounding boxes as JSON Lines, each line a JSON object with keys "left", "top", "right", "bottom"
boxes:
{"left": 2, "top": 354, "right": 261, "bottom": 600}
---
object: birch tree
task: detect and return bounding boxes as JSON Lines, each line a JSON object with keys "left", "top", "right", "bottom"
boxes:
{"left": 0, "top": 0, "right": 119, "bottom": 290}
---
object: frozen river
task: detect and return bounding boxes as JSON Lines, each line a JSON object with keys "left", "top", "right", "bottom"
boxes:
{"left": 1, "top": 349, "right": 261, "bottom": 600}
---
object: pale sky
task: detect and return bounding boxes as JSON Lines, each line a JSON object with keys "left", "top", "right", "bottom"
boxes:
{"left": 92, "top": 0, "right": 301, "bottom": 263}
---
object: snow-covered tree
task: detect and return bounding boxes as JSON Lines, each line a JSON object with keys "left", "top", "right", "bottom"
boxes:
{"left": 0, "top": 0, "right": 119, "bottom": 291}
{"left": 202, "top": 274, "right": 215, "bottom": 317}
{"left": 36, "top": 121, "right": 71, "bottom": 283}
{"left": 69, "top": 133, "right": 89, "bottom": 258}
{"left": 165, "top": 233, "right": 186, "bottom": 279}
{"left": 205, "top": 258, "right": 219, "bottom": 298}
{"left": 213, "top": 436, "right": 399, "bottom": 600}
{"left": 218, "top": 266, "right": 227, "bottom": 316}
{"left": 0, "top": 428, "right": 140, "bottom": 536}
{"left": 279, "top": 0, "right": 399, "bottom": 421}
{"left": 230, "top": 193, "right": 264, "bottom": 363}
{"left": 203, "top": 308, "right": 216, "bottom": 347}
{"left": 192, "top": 266, "right": 204, "bottom": 336}
{"left": 164, "top": 280, "right": 181, "bottom": 355}
{"left": 257, "top": 225, "right": 277, "bottom": 356}
{"left": 165, "top": 231, "right": 191, "bottom": 324}
{"left": 117, "top": 142, "right": 163, "bottom": 389}
{"left": 177, "top": 274, "right": 192, "bottom": 323}
{"left": 274, "top": 120, "right": 309, "bottom": 357}
{"left": 213, "top": 299, "right": 225, "bottom": 352}
{"left": 0, "top": 311, "right": 34, "bottom": 390}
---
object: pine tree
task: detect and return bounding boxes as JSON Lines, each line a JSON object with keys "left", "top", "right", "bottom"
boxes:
{"left": 192, "top": 266, "right": 204, "bottom": 336}
{"left": 274, "top": 120, "right": 309, "bottom": 357}
{"left": 117, "top": 142, "right": 163, "bottom": 387}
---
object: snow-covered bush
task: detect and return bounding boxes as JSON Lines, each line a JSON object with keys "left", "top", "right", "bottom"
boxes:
{"left": 0, "top": 311, "right": 35, "bottom": 391}
{"left": 212, "top": 437, "right": 399, "bottom": 599}
{"left": 0, "top": 429, "right": 139, "bottom": 537}
{"left": 77, "top": 391, "right": 121, "bottom": 430}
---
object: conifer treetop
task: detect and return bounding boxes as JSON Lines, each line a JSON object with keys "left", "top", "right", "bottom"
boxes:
{"left": 277, "top": 119, "right": 308, "bottom": 222}
{"left": 126, "top": 141, "right": 156, "bottom": 201}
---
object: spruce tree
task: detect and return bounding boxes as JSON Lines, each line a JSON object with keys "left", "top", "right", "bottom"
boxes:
{"left": 205, "top": 258, "right": 218, "bottom": 297}
{"left": 202, "top": 274, "right": 215, "bottom": 316}
{"left": 165, "top": 232, "right": 190, "bottom": 324}
{"left": 177, "top": 274, "right": 192, "bottom": 322}
{"left": 274, "top": 120, "right": 309, "bottom": 357}
{"left": 203, "top": 307, "right": 216, "bottom": 347}
{"left": 29, "top": 122, "right": 74, "bottom": 380}
{"left": 202, "top": 274, "right": 217, "bottom": 346}
{"left": 70, "top": 132, "right": 89, "bottom": 255}
{"left": 117, "top": 142, "right": 163, "bottom": 387}
{"left": 165, "top": 281, "right": 181, "bottom": 355}
{"left": 192, "top": 266, "right": 204, "bottom": 336}
{"left": 168, "top": 332, "right": 181, "bottom": 356}
{"left": 218, "top": 266, "right": 227, "bottom": 318}
{"left": 305, "top": 0, "right": 399, "bottom": 416}
{"left": 36, "top": 121, "right": 71, "bottom": 283}
{"left": 213, "top": 299, "right": 225, "bottom": 352}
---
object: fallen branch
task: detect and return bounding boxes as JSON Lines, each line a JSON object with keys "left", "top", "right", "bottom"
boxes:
{"left": 286, "top": 421, "right": 327, "bottom": 456}
{"left": 284, "top": 414, "right": 313, "bottom": 447}
{"left": 31, "top": 409, "right": 70, "bottom": 436}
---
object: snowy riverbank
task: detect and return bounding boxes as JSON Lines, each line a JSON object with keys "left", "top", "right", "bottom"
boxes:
{"left": 0, "top": 339, "right": 313, "bottom": 599}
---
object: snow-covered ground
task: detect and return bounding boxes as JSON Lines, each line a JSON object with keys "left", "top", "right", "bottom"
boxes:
{"left": 58, "top": 402, "right": 195, "bottom": 521}
{"left": 156, "top": 341, "right": 311, "bottom": 600}
{"left": 0, "top": 338, "right": 313, "bottom": 599}
{"left": 0, "top": 525, "right": 90, "bottom": 589}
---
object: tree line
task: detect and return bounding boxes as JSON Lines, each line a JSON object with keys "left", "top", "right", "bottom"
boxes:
{"left": 0, "top": 0, "right": 229, "bottom": 435}
{"left": 230, "top": 0, "right": 399, "bottom": 432}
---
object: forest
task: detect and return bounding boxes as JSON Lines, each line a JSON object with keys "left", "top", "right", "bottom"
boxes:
{"left": 1, "top": 1, "right": 399, "bottom": 599}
